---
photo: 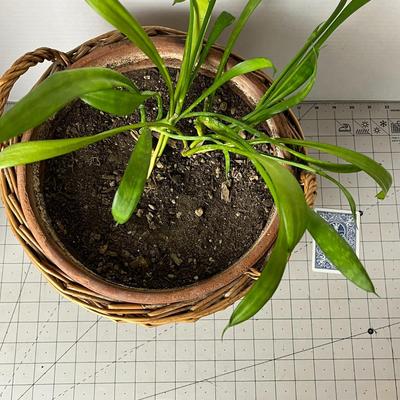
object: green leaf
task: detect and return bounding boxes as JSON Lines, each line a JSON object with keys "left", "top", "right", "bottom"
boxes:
{"left": 245, "top": 0, "right": 373, "bottom": 124}
{"left": 253, "top": 156, "right": 308, "bottom": 250}
{"left": 112, "top": 128, "right": 153, "bottom": 224}
{"left": 207, "top": 0, "right": 262, "bottom": 109}
{"left": 322, "top": 172, "right": 357, "bottom": 219}
{"left": 174, "top": 0, "right": 216, "bottom": 114}
{"left": 315, "top": 0, "right": 348, "bottom": 37}
{"left": 257, "top": 24, "right": 321, "bottom": 108}
{"left": 307, "top": 208, "right": 375, "bottom": 293}
{"left": 187, "top": 113, "right": 361, "bottom": 175}
{"left": 276, "top": 138, "right": 392, "bottom": 200}
{"left": 306, "top": 158, "right": 360, "bottom": 174}
{"left": 246, "top": 51, "right": 317, "bottom": 125}
{"left": 214, "top": 0, "right": 262, "bottom": 82}
{"left": 81, "top": 89, "right": 152, "bottom": 116}
{"left": 182, "top": 58, "right": 274, "bottom": 116}
{"left": 192, "top": 11, "right": 235, "bottom": 82}
{"left": 173, "top": 0, "right": 198, "bottom": 112}
{"left": 192, "top": 0, "right": 212, "bottom": 46}
{"left": 226, "top": 229, "right": 290, "bottom": 329}
{"left": 85, "top": 0, "right": 173, "bottom": 100}
{"left": 249, "top": 69, "right": 316, "bottom": 124}
{"left": 0, "top": 124, "right": 147, "bottom": 168}
{"left": 189, "top": 0, "right": 214, "bottom": 66}
{"left": 265, "top": 51, "right": 318, "bottom": 106}
{"left": 248, "top": 138, "right": 361, "bottom": 174}
{"left": 0, "top": 68, "right": 140, "bottom": 142}
{"left": 314, "top": 1, "right": 372, "bottom": 50}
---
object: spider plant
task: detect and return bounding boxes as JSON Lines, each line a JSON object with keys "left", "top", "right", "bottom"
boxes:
{"left": 0, "top": 0, "right": 391, "bottom": 331}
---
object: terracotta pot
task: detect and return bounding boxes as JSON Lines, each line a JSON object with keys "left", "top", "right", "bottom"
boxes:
{"left": 16, "top": 33, "right": 286, "bottom": 306}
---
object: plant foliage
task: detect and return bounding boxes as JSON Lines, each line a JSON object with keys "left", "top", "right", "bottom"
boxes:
{"left": 0, "top": 0, "right": 391, "bottom": 331}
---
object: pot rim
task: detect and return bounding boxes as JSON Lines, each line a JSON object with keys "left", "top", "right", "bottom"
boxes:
{"left": 16, "top": 33, "right": 283, "bottom": 305}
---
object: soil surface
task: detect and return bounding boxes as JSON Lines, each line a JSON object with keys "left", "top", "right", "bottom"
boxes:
{"left": 38, "top": 68, "right": 274, "bottom": 290}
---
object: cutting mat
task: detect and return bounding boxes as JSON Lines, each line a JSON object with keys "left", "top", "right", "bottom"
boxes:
{"left": 0, "top": 102, "right": 399, "bottom": 400}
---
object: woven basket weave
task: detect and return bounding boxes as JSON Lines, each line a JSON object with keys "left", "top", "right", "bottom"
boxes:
{"left": 0, "top": 27, "right": 317, "bottom": 326}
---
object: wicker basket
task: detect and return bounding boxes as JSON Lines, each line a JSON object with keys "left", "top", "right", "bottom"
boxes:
{"left": 0, "top": 27, "right": 317, "bottom": 326}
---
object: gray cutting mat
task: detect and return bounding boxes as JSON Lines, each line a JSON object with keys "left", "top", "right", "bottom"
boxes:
{"left": 0, "top": 102, "right": 399, "bottom": 400}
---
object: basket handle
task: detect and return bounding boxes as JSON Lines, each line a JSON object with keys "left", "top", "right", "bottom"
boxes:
{"left": 0, "top": 47, "right": 70, "bottom": 115}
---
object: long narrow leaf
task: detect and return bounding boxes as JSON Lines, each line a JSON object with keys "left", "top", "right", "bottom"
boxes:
{"left": 0, "top": 68, "right": 140, "bottom": 142}
{"left": 268, "top": 0, "right": 369, "bottom": 97}
{"left": 266, "top": 51, "right": 318, "bottom": 106}
{"left": 183, "top": 112, "right": 363, "bottom": 175}
{"left": 247, "top": 70, "right": 316, "bottom": 124}
{"left": 259, "top": 24, "right": 321, "bottom": 106}
{"left": 207, "top": 0, "right": 262, "bottom": 109}
{"left": 307, "top": 208, "right": 375, "bottom": 293}
{"left": 253, "top": 156, "right": 308, "bottom": 250}
{"left": 214, "top": 0, "right": 262, "bottom": 82}
{"left": 182, "top": 58, "right": 274, "bottom": 116}
{"left": 112, "top": 128, "right": 153, "bottom": 224}
{"left": 320, "top": 171, "right": 357, "bottom": 219}
{"left": 0, "top": 123, "right": 151, "bottom": 168}
{"left": 191, "top": 0, "right": 214, "bottom": 56}
{"left": 174, "top": 0, "right": 216, "bottom": 113}
{"left": 226, "top": 229, "right": 290, "bottom": 330}
{"left": 81, "top": 89, "right": 152, "bottom": 116}
{"left": 248, "top": 137, "right": 360, "bottom": 173}
{"left": 314, "top": 0, "right": 372, "bottom": 50}
{"left": 173, "top": 0, "right": 197, "bottom": 112}
{"left": 247, "top": 1, "right": 372, "bottom": 123}
{"left": 305, "top": 158, "right": 360, "bottom": 174}
{"left": 246, "top": 52, "right": 317, "bottom": 125}
{"left": 85, "top": 0, "right": 173, "bottom": 99}
{"left": 181, "top": 112, "right": 364, "bottom": 177}
{"left": 0, "top": 121, "right": 180, "bottom": 169}
{"left": 276, "top": 138, "right": 392, "bottom": 199}
{"left": 192, "top": 11, "right": 235, "bottom": 83}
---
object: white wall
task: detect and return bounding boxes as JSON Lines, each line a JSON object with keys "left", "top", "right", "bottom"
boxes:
{"left": 1, "top": 0, "right": 399, "bottom": 102}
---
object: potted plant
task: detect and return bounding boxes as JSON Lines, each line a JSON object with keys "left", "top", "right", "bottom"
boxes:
{"left": 0, "top": 0, "right": 391, "bottom": 330}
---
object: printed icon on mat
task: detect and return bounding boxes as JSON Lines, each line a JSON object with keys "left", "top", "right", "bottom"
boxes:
{"left": 380, "top": 120, "right": 388, "bottom": 128}
{"left": 312, "top": 208, "right": 360, "bottom": 274}
{"left": 372, "top": 119, "right": 389, "bottom": 134}
{"left": 356, "top": 121, "right": 370, "bottom": 135}
{"left": 338, "top": 122, "right": 352, "bottom": 133}
{"left": 391, "top": 121, "right": 400, "bottom": 134}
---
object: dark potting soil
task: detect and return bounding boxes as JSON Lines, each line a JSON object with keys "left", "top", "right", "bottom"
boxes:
{"left": 39, "top": 68, "right": 274, "bottom": 290}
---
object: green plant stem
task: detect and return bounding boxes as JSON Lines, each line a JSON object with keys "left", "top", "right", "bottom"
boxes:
{"left": 183, "top": 142, "right": 309, "bottom": 172}
{"left": 148, "top": 134, "right": 167, "bottom": 177}
{"left": 147, "top": 117, "right": 188, "bottom": 178}
{"left": 142, "top": 91, "right": 164, "bottom": 121}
